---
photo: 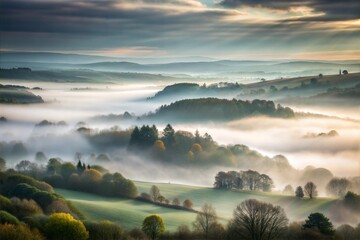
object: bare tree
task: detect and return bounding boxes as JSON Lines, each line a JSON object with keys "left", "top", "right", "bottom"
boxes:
{"left": 193, "top": 203, "right": 217, "bottom": 239}
{"left": 149, "top": 185, "right": 160, "bottom": 202}
{"left": 283, "top": 184, "right": 294, "bottom": 195}
{"left": 304, "top": 182, "right": 318, "bottom": 199}
{"left": 326, "top": 178, "right": 351, "bottom": 197}
{"left": 172, "top": 197, "right": 180, "bottom": 206}
{"left": 228, "top": 199, "right": 288, "bottom": 240}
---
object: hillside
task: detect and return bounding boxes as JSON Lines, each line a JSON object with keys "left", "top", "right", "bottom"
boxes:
{"left": 57, "top": 182, "right": 337, "bottom": 231}
{"left": 146, "top": 98, "right": 295, "bottom": 122}
{"left": 0, "top": 68, "right": 178, "bottom": 83}
{"left": 55, "top": 189, "right": 197, "bottom": 231}
{"left": 247, "top": 72, "right": 360, "bottom": 90}
{"left": 0, "top": 84, "right": 44, "bottom": 103}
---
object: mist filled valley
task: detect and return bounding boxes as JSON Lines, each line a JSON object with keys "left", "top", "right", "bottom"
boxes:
{"left": 1, "top": 58, "right": 360, "bottom": 235}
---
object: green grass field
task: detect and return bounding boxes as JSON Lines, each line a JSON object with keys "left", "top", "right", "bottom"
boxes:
{"left": 56, "top": 182, "right": 336, "bottom": 231}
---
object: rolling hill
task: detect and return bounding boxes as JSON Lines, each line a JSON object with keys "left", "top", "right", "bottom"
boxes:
{"left": 56, "top": 181, "right": 337, "bottom": 231}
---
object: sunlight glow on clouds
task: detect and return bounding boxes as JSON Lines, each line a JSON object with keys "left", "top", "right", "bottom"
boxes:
{"left": 0, "top": 0, "right": 359, "bottom": 59}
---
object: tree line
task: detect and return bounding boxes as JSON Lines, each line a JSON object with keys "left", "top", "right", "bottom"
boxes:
{"left": 214, "top": 170, "right": 274, "bottom": 192}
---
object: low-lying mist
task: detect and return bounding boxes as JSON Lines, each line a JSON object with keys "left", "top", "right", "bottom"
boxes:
{"left": 1, "top": 80, "right": 359, "bottom": 192}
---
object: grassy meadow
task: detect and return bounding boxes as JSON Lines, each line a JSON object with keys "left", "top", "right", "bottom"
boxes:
{"left": 56, "top": 181, "right": 336, "bottom": 231}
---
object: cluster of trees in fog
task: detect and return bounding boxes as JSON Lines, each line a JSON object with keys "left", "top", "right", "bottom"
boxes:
{"left": 2, "top": 121, "right": 344, "bottom": 192}
{"left": 12, "top": 158, "right": 138, "bottom": 199}
{"left": 214, "top": 170, "right": 273, "bottom": 192}
{"left": 138, "top": 185, "right": 194, "bottom": 212}
{"left": 149, "top": 82, "right": 244, "bottom": 101}
{"left": 149, "top": 98, "right": 295, "bottom": 122}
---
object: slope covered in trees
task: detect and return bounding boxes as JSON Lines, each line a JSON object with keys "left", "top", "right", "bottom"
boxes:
{"left": 147, "top": 98, "right": 295, "bottom": 122}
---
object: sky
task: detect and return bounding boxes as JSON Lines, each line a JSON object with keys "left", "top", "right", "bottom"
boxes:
{"left": 1, "top": 0, "right": 359, "bottom": 60}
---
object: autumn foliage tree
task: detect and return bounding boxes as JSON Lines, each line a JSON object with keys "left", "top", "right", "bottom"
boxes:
{"left": 45, "top": 213, "right": 89, "bottom": 240}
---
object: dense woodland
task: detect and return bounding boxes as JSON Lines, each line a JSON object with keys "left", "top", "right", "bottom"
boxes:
{"left": 147, "top": 98, "right": 295, "bottom": 122}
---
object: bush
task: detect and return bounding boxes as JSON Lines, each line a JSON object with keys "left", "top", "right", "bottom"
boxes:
{"left": 10, "top": 197, "right": 43, "bottom": 219}
{"left": 85, "top": 220, "right": 124, "bottom": 240}
{"left": 45, "top": 213, "right": 89, "bottom": 240}
{"left": 129, "top": 228, "right": 147, "bottom": 240}
{"left": 183, "top": 199, "right": 193, "bottom": 209}
{"left": 4, "top": 174, "right": 53, "bottom": 193}
{"left": 0, "top": 223, "right": 44, "bottom": 240}
{"left": 0, "top": 210, "right": 20, "bottom": 225}
{"left": 0, "top": 195, "right": 12, "bottom": 211}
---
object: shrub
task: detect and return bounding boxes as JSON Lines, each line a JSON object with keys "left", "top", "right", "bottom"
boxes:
{"left": 0, "top": 195, "right": 12, "bottom": 211}
{"left": 45, "top": 213, "right": 89, "bottom": 240}
{"left": 183, "top": 199, "right": 193, "bottom": 209}
{"left": 10, "top": 197, "right": 43, "bottom": 219}
{"left": 85, "top": 220, "right": 124, "bottom": 240}
{"left": 0, "top": 210, "right": 20, "bottom": 225}
{"left": 0, "top": 223, "right": 44, "bottom": 240}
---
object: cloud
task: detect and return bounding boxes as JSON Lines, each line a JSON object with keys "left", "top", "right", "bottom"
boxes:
{"left": 0, "top": 0, "right": 359, "bottom": 58}
{"left": 220, "top": 0, "right": 360, "bottom": 21}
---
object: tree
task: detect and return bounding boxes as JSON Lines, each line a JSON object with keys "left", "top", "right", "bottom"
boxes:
{"left": 337, "top": 224, "right": 356, "bottom": 240}
{"left": 142, "top": 215, "right": 165, "bottom": 240}
{"left": 150, "top": 185, "right": 160, "bottom": 202}
{"left": 242, "top": 170, "right": 261, "bottom": 191}
{"left": 228, "top": 199, "right": 288, "bottom": 240}
{"left": 153, "top": 140, "right": 166, "bottom": 160}
{"left": 81, "top": 169, "right": 102, "bottom": 190}
{"left": 35, "top": 152, "right": 47, "bottom": 162}
{"left": 295, "top": 186, "right": 304, "bottom": 198}
{"left": 129, "top": 126, "right": 141, "bottom": 146}
{"left": 303, "top": 212, "right": 335, "bottom": 236}
{"left": 157, "top": 195, "right": 165, "bottom": 203}
{"left": 342, "top": 70, "right": 348, "bottom": 74}
{"left": 283, "top": 185, "right": 294, "bottom": 195}
{"left": 259, "top": 174, "right": 273, "bottom": 192}
{"left": 162, "top": 124, "right": 175, "bottom": 147}
{"left": 76, "top": 160, "right": 86, "bottom": 174}
{"left": 0, "top": 157, "right": 6, "bottom": 171}
{"left": 304, "top": 182, "right": 318, "bottom": 199}
{"left": 343, "top": 191, "right": 360, "bottom": 211}
{"left": 190, "top": 143, "right": 203, "bottom": 159}
{"left": 172, "top": 197, "right": 180, "bottom": 206}
{"left": 193, "top": 203, "right": 218, "bottom": 239}
{"left": 15, "top": 160, "right": 35, "bottom": 172}
{"left": 60, "top": 162, "right": 77, "bottom": 179}
{"left": 326, "top": 177, "right": 351, "bottom": 197}
{"left": 183, "top": 199, "right": 193, "bottom": 209}
{"left": 45, "top": 213, "right": 89, "bottom": 240}
{"left": 47, "top": 158, "right": 61, "bottom": 174}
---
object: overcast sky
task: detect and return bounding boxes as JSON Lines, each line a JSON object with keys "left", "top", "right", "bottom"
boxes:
{"left": 1, "top": 0, "right": 359, "bottom": 59}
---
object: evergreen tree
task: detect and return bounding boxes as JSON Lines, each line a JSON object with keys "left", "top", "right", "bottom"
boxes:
{"left": 162, "top": 124, "right": 175, "bottom": 147}
{"left": 303, "top": 212, "right": 335, "bottom": 236}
